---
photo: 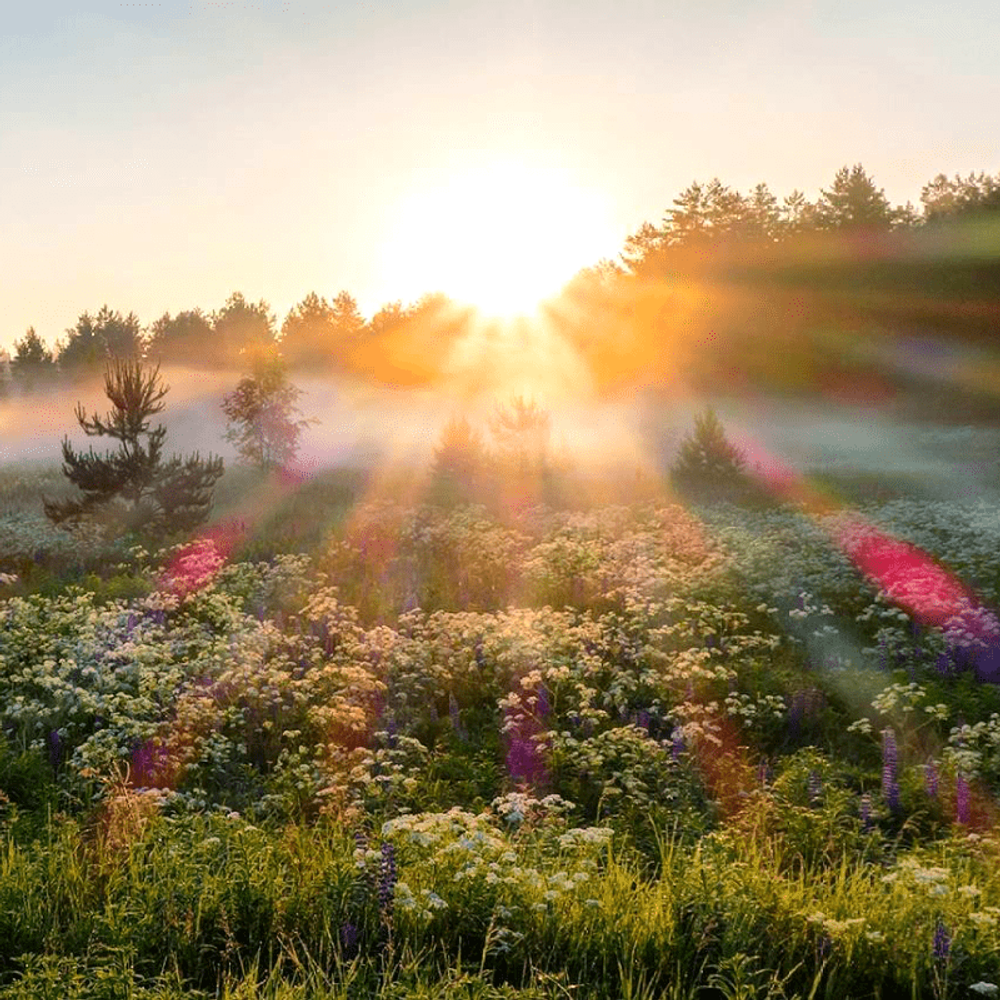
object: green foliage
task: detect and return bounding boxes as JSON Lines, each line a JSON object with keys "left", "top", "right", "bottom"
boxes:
{"left": 670, "top": 407, "right": 748, "bottom": 498}
{"left": 3, "top": 485, "right": 1000, "bottom": 997}
{"left": 145, "top": 309, "right": 215, "bottom": 368}
{"left": 921, "top": 170, "right": 1000, "bottom": 222}
{"left": 428, "top": 415, "right": 489, "bottom": 507}
{"left": 280, "top": 290, "right": 366, "bottom": 370}
{"left": 10, "top": 327, "right": 57, "bottom": 393}
{"left": 815, "top": 164, "right": 898, "bottom": 230}
{"left": 57, "top": 306, "right": 143, "bottom": 379}
{"left": 222, "top": 350, "right": 315, "bottom": 471}
{"left": 489, "top": 396, "right": 551, "bottom": 473}
{"left": 209, "top": 465, "right": 364, "bottom": 561}
{"left": 44, "top": 358, "right": 223, "bottom": 537}
{"left": 211, "top": 292, "right": 277, "bottom": 367}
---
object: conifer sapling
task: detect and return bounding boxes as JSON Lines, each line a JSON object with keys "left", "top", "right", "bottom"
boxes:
{"left": 44, "top": 358, "right": 223, "bottom": 536}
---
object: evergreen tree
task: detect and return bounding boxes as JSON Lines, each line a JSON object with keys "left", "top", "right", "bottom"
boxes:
{"left": 45, "top": 358, "right": 223, "bottom": 535}
{"left": 58, "top": 307, "right": 143, "bottom": 379}
{"left": 11, "top": 327, "right": 58, "bottom": 392}
{"left": 815, "top": 164, "right": 896, "bottom": 231}
{"left": 146, "top": 309, "right": 214, "bottom": 367}
{"left": 921, "top": 170, "right": 1000, "bottom": 221}
{"left": 368, "top": 300, "right": 410, "bottom": 339}
{"left": 671, "top": 407, "right": 746, "bottom": 492}
{"left": 212, "top": 293, "right": 277, "bottom": 366}
{"left": 429, "top": 414, "right": 488, "bottom": 505}
{"left": 743, "top": 182, "right": 783, "bottom": 240}
{"left": 279, "top": 290, "right": 365, "bottom": 371}
{"left": 327, "top": 290, "right": 367, "bottom": 368}
{"left": 780, "top": 190, "right": 818, "bottom": 234}
{"left": 489, "top": 395, "right": 551, "bottom": 473}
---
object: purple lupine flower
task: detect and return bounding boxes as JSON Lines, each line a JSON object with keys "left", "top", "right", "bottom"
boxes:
{"left": 635, "top": 709, "right": 651, "bottom": 732}
{"left": 756, "top": 759, "right": 773, "bottom": 787}
{"left": 354, "top": 829, "right": 376, "bottom": 892}
{"left": 924, "top": 762, "right": 939, "bottom": 800}
{"left": 816, "top": 933, "right": 831, "bottom": 963}
{"left": 788, "top": 689, "right": 824, "bottom": 739}
{"left": 975, "top": 639, "right": 1000, "bottom": 684}
{"left": 378, "top": 842, "right": 397, "bottom": 915}
{"left": 932, "top": 920, "right": 951, "bottom": 963}
{"left": 536, "top": 685, "right": 550, "bottom": 718}
{"left": 47, "top": 729, "right": 62, "bottom": 769}
{"left": 670, "top": 728, "right": 685, "bottom": 761}
{"left": 808, "top": 771, "right": 822, "bottom": 805}
{"left": 860, "top": 792, "right": 873, "bottom": 832}
{"left": 340, "top": 922, "right": 359, "bottom": 957}
{"left": 955, "top": 771, "right": 970, "bottom": 826}
{"left": 448, "top": 692, "right": 467, "bottom": 742}
{"left": 506, "top": 727, "right": 546, "bottom": 787}
{"left": 877, "top": 634, "right": 889, "bottom": 670}
{"left": 787, "top": 695, "right": 803, "bottom": 740}
{"left": 882, "top": 729, "right": 900, "bottom": 813}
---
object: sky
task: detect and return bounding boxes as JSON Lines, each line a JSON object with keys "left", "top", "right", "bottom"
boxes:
{"left": 2, "top": 0, "right": 999, "bottom": 354}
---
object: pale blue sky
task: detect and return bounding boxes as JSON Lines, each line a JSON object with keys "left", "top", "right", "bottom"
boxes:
{"left": 3, "top": 0, "right": 998, "bottom": 351}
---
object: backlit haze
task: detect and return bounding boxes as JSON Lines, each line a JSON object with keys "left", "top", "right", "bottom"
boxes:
{"left": 4, "top": 1, "right": 1000, "bottom": 904}
{"left": 3, "top": 0, "right": 999, "bottom": 351}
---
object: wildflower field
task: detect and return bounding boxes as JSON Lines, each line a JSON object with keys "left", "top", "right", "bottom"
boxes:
{"left": 1, "top": 462, "right": 999, "bottom": 999}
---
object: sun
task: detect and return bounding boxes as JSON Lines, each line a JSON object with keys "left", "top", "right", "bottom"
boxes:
{"left": 383, "top": 161, "right": 615, "bottom": 318}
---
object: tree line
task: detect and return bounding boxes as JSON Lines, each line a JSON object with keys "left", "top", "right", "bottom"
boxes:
{"left": 596, "top": 163, "right": 1000, "bottom": 330}
{"left": 4, "top": 162, "right": 999, "bottom": 398}
{"left": 2, "top": 290, "right": 468, "bottom": 395}
{"left": 618, "top": 164, "right": 1000, "bottom": 266}
{"left": 553, "top": 163, "right": 1000, "bottom": 401}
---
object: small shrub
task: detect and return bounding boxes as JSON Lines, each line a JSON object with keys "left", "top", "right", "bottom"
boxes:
{"left": 429, "top": 415, "right": 490, "bottom": 507}
{"left": 671, "top": 408, "right": 745, "bottom": 488}
{"left": 671, "top": 407, "right": 771, "bottom": 506}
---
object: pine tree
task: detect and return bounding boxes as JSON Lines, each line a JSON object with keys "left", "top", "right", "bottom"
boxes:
{"left": 671, "top": 407, "right": 746, "bottom": 491}
{"left": 815, "top": 164, "right": 895, "bottom": 231}
{"left": 11, "top": 327, "right": 58, "bottom": 392}
{"left": 57, "top": 306, "right": 144, "bottom": 380}
{"left": 44, "top": 358, "right": 223, "bottom": 535}
{"left": 429, "top": 414, "right": 488, "bottom": 505}
{"left": 146, "top": 309, "right": 214, "bottom": 367}
{"left": 212, "top": 292, "right": 277, "bottom": 366}
{"left": 489, "top": 396, "right": 551, "bottom": 472}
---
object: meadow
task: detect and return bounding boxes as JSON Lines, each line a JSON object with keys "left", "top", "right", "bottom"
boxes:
{"left": 1, "top": 433, "right": 999, "bottom": 1000}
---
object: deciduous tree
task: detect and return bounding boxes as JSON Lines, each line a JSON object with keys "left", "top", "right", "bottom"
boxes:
{"left": 221, "top": 349, "right": 315, "bottom": 470}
